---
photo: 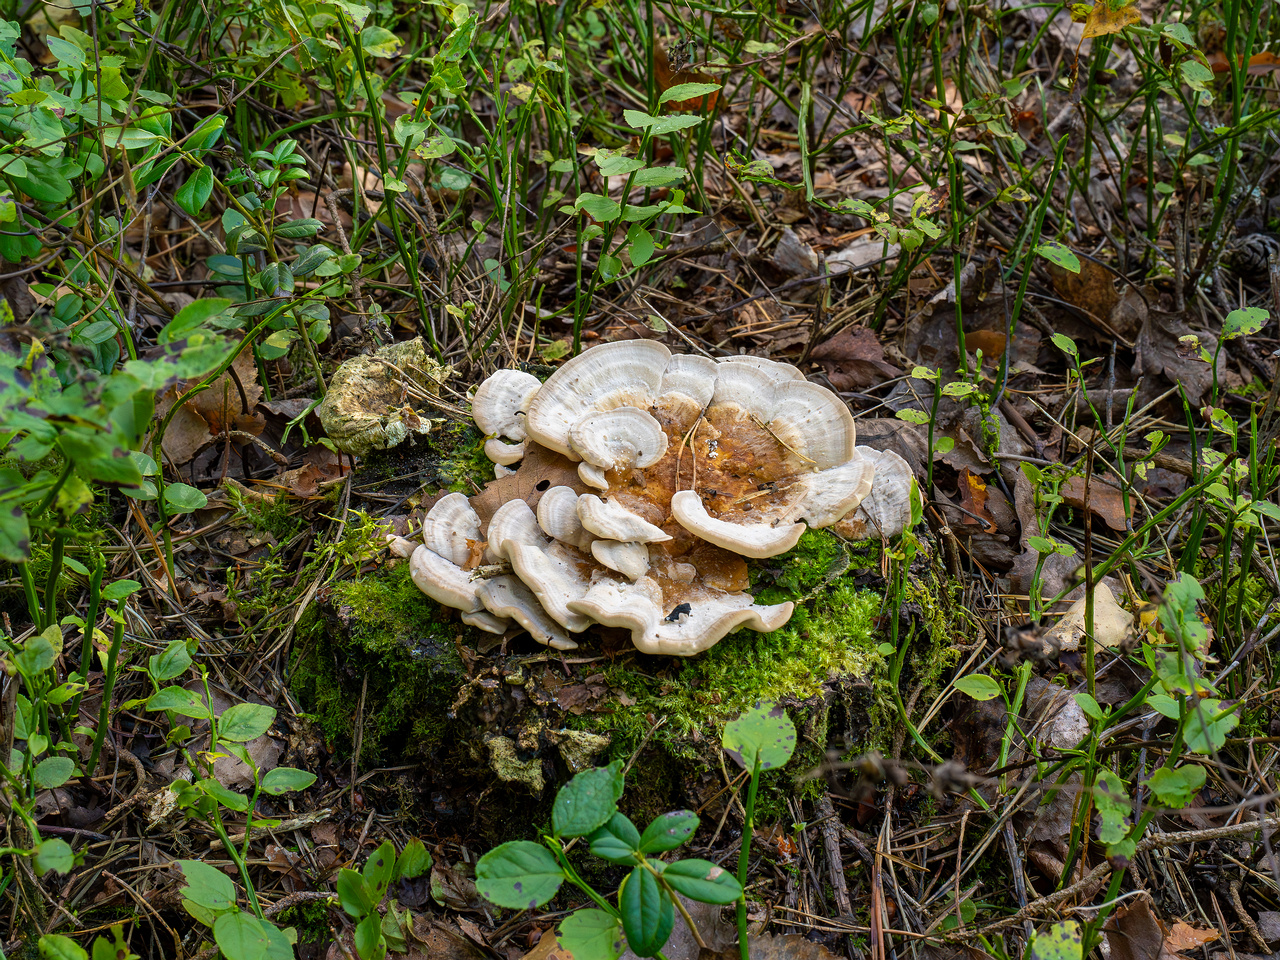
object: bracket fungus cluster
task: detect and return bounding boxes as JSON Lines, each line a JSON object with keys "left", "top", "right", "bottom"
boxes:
{"left": 391, "top": 341, "right": 914, "bottom": 656}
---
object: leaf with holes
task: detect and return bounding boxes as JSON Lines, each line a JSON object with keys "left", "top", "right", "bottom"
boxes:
{"left": 1035, "top": 242, "right": 1081, "bottom": 274}
{"left": 723, "top": 701, "right": 796, "bottom": 772}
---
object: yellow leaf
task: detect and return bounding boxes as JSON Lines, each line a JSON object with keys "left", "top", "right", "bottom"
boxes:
{"left": 1082, "top": 0, "right": 1140, "bottom": 37}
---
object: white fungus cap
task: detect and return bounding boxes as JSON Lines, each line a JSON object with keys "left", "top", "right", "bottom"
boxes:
{"left": 471, "top": 369, "right": 541, "bottom": 441}
{"left": 567, "top": 576, "right": 794, "bottom": 656}
{"left": 408, "top": 344, "right": 907, "bottom": 656}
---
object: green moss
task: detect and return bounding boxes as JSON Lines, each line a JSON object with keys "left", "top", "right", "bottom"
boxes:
{"left": 436, "top": 423, "right": 494, "bottom": 493}
{"left": 231, "top": 488, "right": 307, "bottom": 541}
{"left": 275, "top": 898, "right": 331, "bottom": 945}
{"left": 289, "top": 561, "right": 467, "bottom": 763}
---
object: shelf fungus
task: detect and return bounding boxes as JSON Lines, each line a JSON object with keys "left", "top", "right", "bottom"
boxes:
{"left": 403, "top": 341, "right": 915, "bottom": 655}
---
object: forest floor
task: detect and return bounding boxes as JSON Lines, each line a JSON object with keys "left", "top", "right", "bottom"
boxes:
{"left": 1, "top": 0, "right": 1279, "bottom": 957}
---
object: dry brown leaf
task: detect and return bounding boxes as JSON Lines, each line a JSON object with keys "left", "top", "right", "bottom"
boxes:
{"left": 958, "top": 468, "right": 996, "bottom": 532}
{"left": 1209, "top": 50, "right": 1280, "bottom": 74}
{"left": 1061, "top": 475, "right": 1131, "bottom": 531}
{"left": 1048, "top": 258, "right": 1120, "bottom": 322}
{"left": 470, "top": 443, "right": 586, "bottom": 527}
{"left": 810, "top": 326, "right": 900, "bottom": 390}
{"left": 1133, "top": 311, "right": 1222, "bottom": 407}
{"left": 964, "top": 328, "right": 1006, "bottom": 360}
{"left": 1162, "top": 923, "right": 1220, "bottom": 956}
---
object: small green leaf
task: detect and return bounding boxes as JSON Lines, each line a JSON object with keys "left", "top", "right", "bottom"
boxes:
{"left": 149, "top": 640, "right": 192, "bottom": 682}
{"left": 552, "top": 760, "right": 624, "bottom": 838}
{"left": 662, "top": 858, "right": 743, "bottom": 904}
{"left": 638, "top": 810, "right": 698, "bottom": 853}
{"left": 575, "top": 193, "right": 621, "bottom": 222}
{"left": 102, "top": 579, "right": 142, "bottom": 601}
{"left": 34, "top": 756, "right": 75, "bottom": 788}
{"left": 1032, "top": 920, "right": 1082, "bottom": 960}
{"left": 213, "top": 911, "right": 270, "bottom": 960}
{"left": 260, "top": 767, "right": 317, "bottom": 795}
{"left": 38, "top": 934, "right": 87, "bottom": 960}
{"left": 1182, "top": 698, "right": 1238, "bottom": 754}
{"left": 1050, "top": 332, "right": 1078, "bottom": 357}
{"left": 589, "top": 812, "right": 642, "bottom": 865}
{"left": 337, "top": 868, "right": 378, "bottom": 918}
{"left": 147, "top": 686, "right": 212, "bottom": 719}
{"left": 395, "top": 838, "right": 433, "bottom": 880}
{"left": 475, "top": 841, "right": 565, "bottom": 909}
{"left": 1221, "top": 306, "right": 1267, "bottom": 341}
{"left": 631, "top": 166, "right": 687, "bottom": 187}
{"left": 1093, "top": 769, "right": 1131, "bottom": 845}
{"left": 359, "top": 25, "right": 402, "bottom": 58}
{"left": 175, "top": 166, "right": 214, "bottom": 216}
{"left": 648, "top": 115, "right": 705, "bottom": 135}
{"left": 1073, "top": 693, "right": 1103, "bottom": 722}
{"left": 1035, "top": 242, "right": 1080, "bottom": 274}
{"left": 199, "top": 777, "right": 250, "bottom": 812}
{"left": 363, "top": 840, "right": 396, "bottom": 900}
{"left": 723, "top": 701, "right": 796, "bottom": 772}
{"left": 659, "top": 82, "right": 721, "bottom": 105}
{"left": 954, "top": 675, "right": 1002, "bottom": 701}
{"left": 559, "top": 910, "right": 624, "bottom": 960}
{"left": 217, "top": 702, "right": 275, "bottom": 742}
{"left": 619, "top": 865, "right": 673, "bottom": 958}
{"left": 354, "top": 911, "right": 383, "bottom": 959}
{"left": 1146, "top": 764, "right": 1206, "bottom": 809}
{"left": 33, "top": 838, "right": 74, "bottom": 876}
{"left": 275, "top": 219, "right": 323, "bottom": 239}
{"left": 628, "top": 225, "right": 655, "bottom": 266}
{"left": 179, "top": 859, "right": 237, "bottom": 911}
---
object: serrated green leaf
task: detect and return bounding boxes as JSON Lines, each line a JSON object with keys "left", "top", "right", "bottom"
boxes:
{"left": 552, "top": 760, "right": 624, "bottom": 838}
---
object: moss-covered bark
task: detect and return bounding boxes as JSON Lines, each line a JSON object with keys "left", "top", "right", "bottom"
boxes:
{"left": 288, "top": 521, "right": 895, "bottom": 838}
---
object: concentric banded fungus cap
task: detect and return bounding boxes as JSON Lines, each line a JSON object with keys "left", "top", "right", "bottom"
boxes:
{"left": 569, "top": 406, "right": 668, "bottom": 474}
{"left": 473, "top": 369, "right": 540, "bottom": 473}
{"left": 406, "top": 342, "right": 904, "bottom": 655}
{"left": 477, "top": 575, "right": 576, "bottom": 650}
{"left": 472, "top": 369, "right": 541, "bottom": 441}
{"left": 422, "top": 493, "right": 481, "bottom": 567}
{"left": 577, "top": 494, "right": 671, "bottom": 544}
{"left": 536, "top": 485, "right": 594, "bottom": 551}
{"left": 484, "top": 498, "right": 545, "bottom": 562}
{"left": 525, "top": 340, "right": 671, "bottom": 458}
{"left": 591, "top": 540, "right": 649, "bottom": 581}
{"left": 567, "top": 576, "right": 794, "bottom": 656}
{"left": 834, "top": 447, "right": 915, "bottom": 540}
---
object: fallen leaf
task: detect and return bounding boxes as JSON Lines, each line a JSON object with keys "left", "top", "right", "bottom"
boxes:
{"left": 964, "top": 329, "right": 1006, "bottom": 361}
{"left": 1208, "top": 50, "right": 1280, "bottom": 74}
{"left": 1048, "top": 258, "right": 1120, "bottom": 324}
{"left": 1081, "top": 0, "right": 1140, "bottom": 38}
{"left": 958, "top": 469, "right": 996, "bottom": 532}
{"left": 1162, "top": 923, "right": 1219, "bottom": 957}
{"left": 470, "top": 443, "right": 586, "bottom": 527}
{"left": 1132, "top": 311, "right": 1222, "bottom": 407}
{"left": 1042, "top": 583, "right": 1132, "bottom": 652}
{"left": 810, "top": 326, "right": 901, "bottom": 390}
{"left": 1061, "top": 475, "right": 1130, "bottom": 531}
